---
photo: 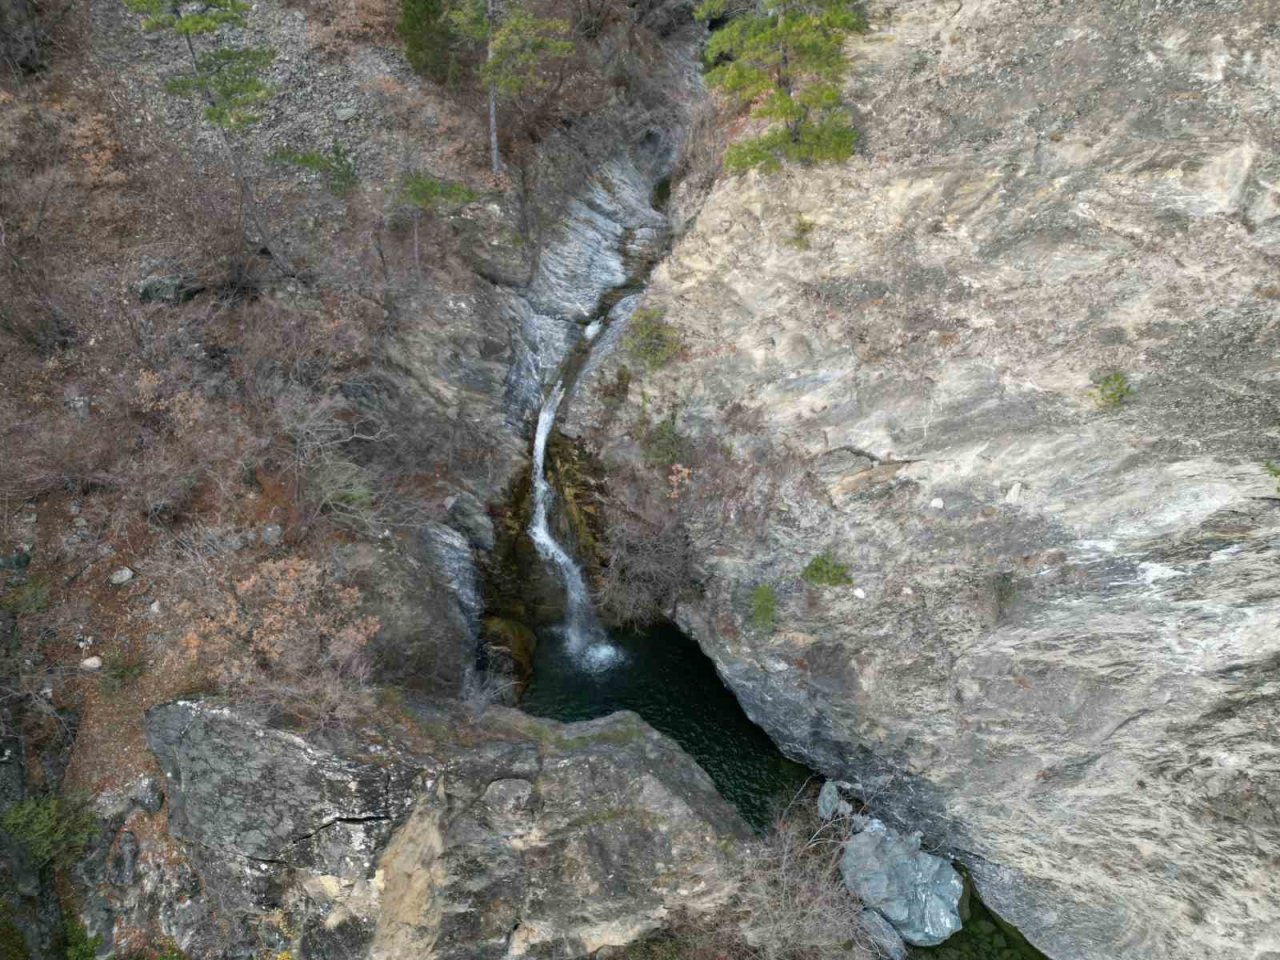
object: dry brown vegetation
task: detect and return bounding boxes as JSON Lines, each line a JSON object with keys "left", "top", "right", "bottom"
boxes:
{"left": 180, "top": 554, "right": 380, "bottom": 725}
{"left": 735, "top": 809, "right": 877, "bottom": 960}
{"left": 0, "top": 0, "right": 704, "bottom": 809}
{"left": 0, "top": 19, "right": 458, "bottom": 796}
{"left": 298, "top": 0, "right": 402, "bottom": 53}
{"left": 623, "top": 799, "right": 879, "bottom": 960}
{"left": 595, "top": 500, "right": 691, "bottom": 625}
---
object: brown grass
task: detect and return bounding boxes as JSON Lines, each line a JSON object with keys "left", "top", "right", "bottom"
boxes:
{"left": 620, "top": 800, "right": 879, "bottom": 960}
{"left": 300, "top": 0, "right": 401, "bottom": 54}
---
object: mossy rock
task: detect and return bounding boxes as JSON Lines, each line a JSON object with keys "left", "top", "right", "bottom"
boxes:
{"left": 547, "top": 435, "right": 609, "bottom": 564}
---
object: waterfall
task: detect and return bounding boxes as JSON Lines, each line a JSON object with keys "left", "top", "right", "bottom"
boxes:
{"left": 528, "top": 379, "right": 622, "bottom": 670}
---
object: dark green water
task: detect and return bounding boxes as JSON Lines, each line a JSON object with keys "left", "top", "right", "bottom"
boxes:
{"left": 521, "top": 621, "right": 812, "bottom": 829}
{"left": 922, "top": 878, "right": 1050, "bottom": 960}
{"left": 521, "top": 620, "right": 1048, "bottom": 960}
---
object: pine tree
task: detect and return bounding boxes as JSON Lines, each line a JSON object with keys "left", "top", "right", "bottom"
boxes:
{"left": 696, "top": 0, "right": 864, "bottom": 173}
{"left": 449, "top": 0, "right": 573, "bottom": 175}
{"left": 123, "top": 0, "right": 275, "bottom": 131}
{"left": 122, "top": 0, "right": 290, "bottom": 271}
{"left": 481, "top": 5, "right": 573, "bottom": 100}
{"left": 397, "top": 171, "right": 478, "bottom": 269}
{"left": 399, "top": 0, "right": 465, "bottom": 85}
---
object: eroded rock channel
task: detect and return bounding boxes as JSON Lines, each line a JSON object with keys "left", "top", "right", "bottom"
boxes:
{"left": 7, "top": 0, "right": 1275, "bottom": 957}
{"left": 482, "top": 87, "right": 1050, "bottom": 956}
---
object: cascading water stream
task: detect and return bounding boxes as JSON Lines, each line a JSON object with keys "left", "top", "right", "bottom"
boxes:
{"left": 528, "top": 369, "right": 622, "bottom": 670}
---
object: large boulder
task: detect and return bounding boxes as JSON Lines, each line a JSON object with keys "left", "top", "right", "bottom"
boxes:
{"left": 839, "top": 819, "right": 962, "bottom": 947}
{"left": 568, "top": 1, "right": 1280, "bottom": 958}
{"left": 374, "top": 706, "right": 749, "bottom": 960}
{"left": 78, "top": 700, "right": 747, "bottom": 959}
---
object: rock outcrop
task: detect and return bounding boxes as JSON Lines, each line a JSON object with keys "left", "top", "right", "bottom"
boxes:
{"left": 569, "top": 1, "right": 1280, "bottom": 958}
{"left": 79, "top": 700, "right": 747, "bottom": 959}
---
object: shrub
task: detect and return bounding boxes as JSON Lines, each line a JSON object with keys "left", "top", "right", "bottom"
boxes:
{"left": 399, "top": 0, "right": 467, "bottom": 85}
{"left": 308, "top": 457, "right": 379, "bottom": 526}
{"left": 271, "top": 141, "right": 358, "bottom": 197}
{"left": 624, "top": 307, "right": 682, "bottom": 372}
{"left": 785, "top": 215, "right": 815, "bottom": 250}
{"left": 749, "top": 584, "right": 777, "bottom": 631}
{"left": 278, "top": 396, "right": 395, "bottom": 535}
{"left": 0, "top": 257, "right": 76, "bottom": 355}
{"left": 397, "top": 171, "right": 480, "bottom": 269}
{"left": 62, "top": 912, "right": 100, "bottom": 960}
{"left": 0, "top": 576, "right": 50, "bottom": 616}
{"left": 599, "top": 365, "right": 632, "bottom": 401}
{"left": 735, "top": 805, "right": 876, "bottom": 960}
{"left": 100, "top": 649, "right": 146, "bottom": 694}
{"left": 623, "top": 798, "right": 878, "bottom": 960}
{"left": 800, "top": 552, "right": 851, "bottom": 587}
{"left": 398, "top": 171, "right": 478, "bottom": 209}
{"left": 181, "top": 555, "right": 379, "bottom": 726}
{"left": 618, "top": 928, "right": 741, "bottom": 960}
{"left": 0, "top": 407, "right": 123, "bottom": 502}
{"left": 0, "top": 795, "right": 97, "bottom": 870}
{"left": 596, "top": 507, "right": 691, "bottom": 625}
{"left": 0, "top": 904, "right": 29, "bottom": 960}
{"left": 641, "top": 413, "right": 687, "bottom": 467}
{"left": 1090, "top": 372, "right": 1132, "bottom": 408}
{"left": 119, "top": 446, "right": 203, "bottom": 528}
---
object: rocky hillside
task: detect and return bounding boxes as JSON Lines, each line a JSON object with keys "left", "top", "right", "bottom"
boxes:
{"left": 1, "top": 0, "right": 715, "bottom": 953}
{"left": 568, "top": 1, "right": 1280, "bottom": 958}
{"left": 5, "top": 0, "right": 1279, "bottom": 957}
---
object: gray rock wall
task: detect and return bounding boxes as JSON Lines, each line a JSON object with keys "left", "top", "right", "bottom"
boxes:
{"left": 569, "top": 1, "right": 1280, "bottom": 958}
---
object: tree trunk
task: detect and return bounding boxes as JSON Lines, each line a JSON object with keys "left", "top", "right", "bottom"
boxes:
{"left": 488, "top": 83, "right": 501, "bottom": 176}
{"left": 487, "top": 0, "right": 502, "bottom": 176}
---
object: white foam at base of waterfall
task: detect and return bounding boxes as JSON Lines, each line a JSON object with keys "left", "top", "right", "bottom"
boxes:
{"left": 529, "top": 380, "right": 623, "bottom": 671}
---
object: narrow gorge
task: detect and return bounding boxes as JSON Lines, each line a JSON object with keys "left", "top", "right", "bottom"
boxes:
{"left": 1, "top": 1, "right": 1277, "bottom": 960}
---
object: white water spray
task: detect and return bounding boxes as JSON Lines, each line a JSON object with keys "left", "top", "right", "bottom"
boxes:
{"left": 529, "top": 379, "right": 621, "bottom": 669}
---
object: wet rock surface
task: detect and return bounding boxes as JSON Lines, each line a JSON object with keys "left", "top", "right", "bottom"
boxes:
{"left": 82, "top": 700, "right": 746, "bottom": 959}
{"left": 570, "top": 1, "right": 1280, "bottom": 957}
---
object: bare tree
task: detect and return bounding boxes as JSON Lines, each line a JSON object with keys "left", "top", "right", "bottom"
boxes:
{"left": 595, "top": 502, "right": 691, "bottom": 625}
{"left": 736, "top": 808, "right": 878, "bottom": 960}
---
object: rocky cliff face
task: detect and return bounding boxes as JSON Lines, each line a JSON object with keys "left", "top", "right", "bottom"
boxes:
{"left": 568, "top": 2, "right": 1280, "bottom": 958}
{"left": 79, "top": 700, "right": 746, "bottom": 959}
